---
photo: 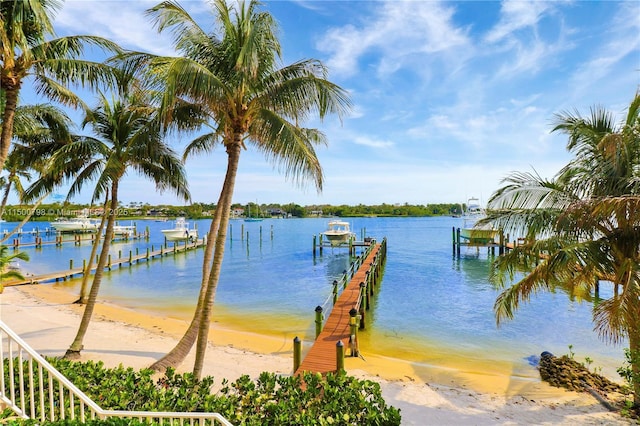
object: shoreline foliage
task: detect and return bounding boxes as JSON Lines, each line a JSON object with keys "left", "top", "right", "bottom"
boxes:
{"left": 1, "top": 358, "right": 401, "bottom": 425}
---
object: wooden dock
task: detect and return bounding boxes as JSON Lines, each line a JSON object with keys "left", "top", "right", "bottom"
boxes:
{"left": 295, "top": 238, "right": 387, "bottom": 375}
{"left": 4, "top": 238, "right": 205, "bottom": 286}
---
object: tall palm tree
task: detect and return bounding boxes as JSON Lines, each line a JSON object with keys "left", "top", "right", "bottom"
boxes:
{"left": 486, "top": 92, "right": 640, "bottom": 405}
{"left": 0, "top": 0, "right": 121, "bottom": 172}
{"left": 26, "top": 74, "right": 191, "bottom": 359}
{"left": 135, "top": 0, "right": 351, "bottom": 377}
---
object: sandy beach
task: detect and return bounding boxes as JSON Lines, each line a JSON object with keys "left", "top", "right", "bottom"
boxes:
{"left": 0, "top": 284, "right": 632, "bottom": 425}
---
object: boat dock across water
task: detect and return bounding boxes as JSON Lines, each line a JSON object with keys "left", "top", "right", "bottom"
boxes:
{"left": 294, "top": 238, "right": 387, "bottom": 375}
{"left": 3, "top": 238, "right": 205, "bottom": 286}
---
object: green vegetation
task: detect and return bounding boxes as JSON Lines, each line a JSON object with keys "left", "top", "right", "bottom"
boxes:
{"left": 1, "top": 201, "right": 462, "bottom": 222}
{"left": 1, "top": 358, "right": 401, "bottom": 425}
{"left": 486, "top": 91, "right": 640, "bottom": 407}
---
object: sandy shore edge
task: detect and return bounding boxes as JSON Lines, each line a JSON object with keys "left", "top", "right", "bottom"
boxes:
{"left": 0, "top": 284, "right": 632, "bottom": 425}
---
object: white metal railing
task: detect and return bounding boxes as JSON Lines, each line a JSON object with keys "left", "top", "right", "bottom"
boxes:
{"left": 0, "top": 320, "right": 233, "bottom": 425}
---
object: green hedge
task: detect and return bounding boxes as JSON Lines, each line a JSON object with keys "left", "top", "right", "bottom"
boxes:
{"left": 2, "top": 358, "right": 401, "bottom": 425}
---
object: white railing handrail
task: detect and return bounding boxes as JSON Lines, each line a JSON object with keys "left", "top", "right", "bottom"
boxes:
{"left": 0, "top": 319, "right": 233, "bottom": 425}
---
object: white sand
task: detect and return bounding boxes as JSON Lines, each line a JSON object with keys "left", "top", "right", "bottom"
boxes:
{"left": 0, "top": 285, "right": 633, "bottom": 425}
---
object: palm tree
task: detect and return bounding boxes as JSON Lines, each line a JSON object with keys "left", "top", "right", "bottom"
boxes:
{"left": 0, "top": 245, "right": 29, "bottom": 294}
{"left": 486, "top": 92, "right": 640, "bottom": 405}
{"left": 0, "top": 0, "right": 121, "bottom": 172}
{"left": 134, "top": 0, "right": 351, "bottom": 378}
{"left": 26, "top": 74, "right": 190, "bottom": 359}
{"left": 0, "top": 99, "right": 74, "bottom": 237}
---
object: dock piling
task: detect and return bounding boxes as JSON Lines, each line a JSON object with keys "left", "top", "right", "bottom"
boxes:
{"left": 293, "top": 337, "right": 301, "bottom": 372}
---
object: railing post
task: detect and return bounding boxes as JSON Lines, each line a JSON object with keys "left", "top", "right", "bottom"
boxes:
{"left": 349, "top": 308, "right": 358, "bottom": 357}
{"left": 359, "top": 282, "right": 366, "bottom": 330}
{"left": 336, "top": 340, "right": 345, "bottom": 372}
{"left": 315, "top": 306, "right": 323, "bottom": 339}
{"left": 293, "top": 336, "right": 301, "bottom": 372}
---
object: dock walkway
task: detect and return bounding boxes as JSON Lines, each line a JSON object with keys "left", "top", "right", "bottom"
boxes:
{"left": 295, "top": 239, "right": 386, "bottom": 375}
{"left": 4, "top": 239, "right": 205, "bottom": 286}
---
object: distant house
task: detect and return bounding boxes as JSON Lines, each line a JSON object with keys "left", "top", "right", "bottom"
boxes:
{"left": 267, "top": 208, "right": 285, "bottom": 217}
{"left": 232, "top": 208, "right": 244, "bottom": 218}
{"left": 309, "top": 210, "right": 323, "bottom": 217}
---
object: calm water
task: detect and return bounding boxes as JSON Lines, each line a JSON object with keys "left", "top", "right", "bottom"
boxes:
{"left": 2, "top": 216, "right": 626, "bottom": 380}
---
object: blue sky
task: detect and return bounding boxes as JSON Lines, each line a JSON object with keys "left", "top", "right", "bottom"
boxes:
{"left": 18, "top": 0, "right": 640, "bottom": 207}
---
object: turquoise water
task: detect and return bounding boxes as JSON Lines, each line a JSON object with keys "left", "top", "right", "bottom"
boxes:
{"left": 2, "top": 216, "right": 626, "bottom": 379}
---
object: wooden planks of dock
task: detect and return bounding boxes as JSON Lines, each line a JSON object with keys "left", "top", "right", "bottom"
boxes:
{"left": 295, "top": 240, "right": 385, "bottom": 375}
{"left": 4, "top": 238, "right": 205, "bottom": 287}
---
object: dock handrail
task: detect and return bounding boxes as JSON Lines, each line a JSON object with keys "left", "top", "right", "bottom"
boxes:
{"left": 316, "top": 242, "right": 377, "bottom": 325}
{"left": 0, "top": 320, "right": 232, "bottom": 425}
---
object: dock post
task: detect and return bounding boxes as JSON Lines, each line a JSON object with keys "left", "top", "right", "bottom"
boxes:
{"left": 349, "top": 308, "right": 359, "bottom": 357}
{"left": 293, "top": 336, "right": 301, "bottom": 372}
{"left": 271, "top": 224, "right": 274, "bottom": 240}
{"left": 499, "top": 231, "right": 505, "bottom": 255}
{"left": 319, "top": 234, "right": 323, "bottom": 254}
{"left": 332, "top": 280, "right": 338, "bottom": 305}
{"left": 359, "top": 282, "right": 366, "bottom": 330}
{"left": 313, "top": 235, "right": 317, "bottom": 256}
{"left": 70, "top": 259, "right": 73, "bottom": 270}
{"left": 315, "top": 306, "right": 323, "bottom": 339}
{"left": 452, "top": 226, "right": 456, "bottom": 255}
{"left": 83, "top": 259, "right": 86, "bottom": 271}
{"left": 129, "top": 251, "right": 133, "bottom": 265}
{"left": 146, "top": 248, "right": 149, "bottom": 259}
{"left": 336, "top": 340, "right": 345, "bottom": 372}
{"left": 260, "top": 225, "right": 262, "bottom": 241}
{"left": 456, "top": 228, "right": 461, "bottom": 257}
{"left": 241, "top": 224, "right": 244, "bottom": 240}
{"left": 229, "top": 223, "right": 232, "bottom": 241}
{"left": 108, "top": 254, "right": 111, "bottom": 270}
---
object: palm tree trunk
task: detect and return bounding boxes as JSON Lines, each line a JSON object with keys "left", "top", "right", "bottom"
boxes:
{"left": 0, "top": 192, "right": 50, "bottom": 244}
{"left": 65, "top": 184, "right": 118, "bottom": 358}
{"left": 78, "top": 194, "right": 110, "bottom": 304}
{"left": 629, "top": 326, "right": 640, "bottom": 407}
{"left": 149, "top": 192, "right": 224, "bottom": 373}
{"left": 0, "top": 87, "right": 19, "bottom": 172}
{"left": 0, "top": 176, "right": 13, "bottom": 221}
{"left": 193, "top": 142, "right": 240, "bottom": 379}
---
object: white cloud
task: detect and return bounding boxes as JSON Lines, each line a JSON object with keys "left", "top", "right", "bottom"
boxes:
{"left": 316, "top": 1, "right": 470, "bottom": 78}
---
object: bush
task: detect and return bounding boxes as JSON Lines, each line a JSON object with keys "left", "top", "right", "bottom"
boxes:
{"left": 2, "top": 358, "right": 401, "bottom": 425}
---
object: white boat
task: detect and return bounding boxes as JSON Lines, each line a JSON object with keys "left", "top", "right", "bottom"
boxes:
{"left": 161, "top": 217, "right": 198, "bottom": 242}
{"left": 459, "top": 197, "right": 498, "bottom": 244}
{"left": 321, "top": 220, "right": 355, "bottom": 247}
{"left": 51, "top": 216, "right": 100, "bottom": 233}
{"left": 112, "top": 223, "right": 136, "bottom": 236}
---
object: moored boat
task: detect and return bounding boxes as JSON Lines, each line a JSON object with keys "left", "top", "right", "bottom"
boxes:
{"left": 112, "top": 223, "right": 136, "bottom": 236}
{"left": 51, "top": 216, "right": 100, "bottom": 233}
{"left": 459, "top": 197, "right": 498, "bottom": 244}
{"left": 321, "top": 220, "right": 355, "bottom": 247}
{"left": 161, "top": 217, "right": 197, "bottom": 242}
